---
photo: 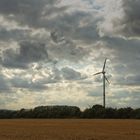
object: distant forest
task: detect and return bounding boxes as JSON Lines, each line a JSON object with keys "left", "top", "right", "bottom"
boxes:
{"left": 0, "top": 105, "right": 140, "bottom": 119}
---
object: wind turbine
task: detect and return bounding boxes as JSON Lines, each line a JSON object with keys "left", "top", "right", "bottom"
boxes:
{"left": 94, "top": 58, "right": 110, "bottom": 108}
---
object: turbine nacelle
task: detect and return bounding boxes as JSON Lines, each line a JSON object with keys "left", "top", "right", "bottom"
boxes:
{"left": 102, "top": 71, "right": 106, "bottom": 74}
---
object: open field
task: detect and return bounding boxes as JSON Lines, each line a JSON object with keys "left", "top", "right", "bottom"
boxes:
{"left": 0, "top": 119, "right": 140, "bottom": 140}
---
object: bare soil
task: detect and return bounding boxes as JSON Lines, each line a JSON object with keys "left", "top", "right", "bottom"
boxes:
{"left": 0, "top": 119, "right": 139, "bottom": 140}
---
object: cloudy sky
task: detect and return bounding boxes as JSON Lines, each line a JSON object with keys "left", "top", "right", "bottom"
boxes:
{"left": 0, "top": 0, "right": 140, "bottom": 110}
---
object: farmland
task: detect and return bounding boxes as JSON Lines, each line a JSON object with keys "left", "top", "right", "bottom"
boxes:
{"left": 0, "top": 119, "right": 140, "bottom": 140}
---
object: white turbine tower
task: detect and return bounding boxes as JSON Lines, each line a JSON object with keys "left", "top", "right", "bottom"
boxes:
{"left": 94, "top": 58, "right": 110, "bottom": 108}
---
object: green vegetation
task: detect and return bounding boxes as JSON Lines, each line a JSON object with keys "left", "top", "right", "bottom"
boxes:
{"left": 0, "top": 105, "right": 140, "bottom": 119}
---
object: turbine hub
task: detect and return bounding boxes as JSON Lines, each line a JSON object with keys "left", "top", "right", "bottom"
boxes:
{"left": 102, "top": 71, "right": 106, "bottom": 74}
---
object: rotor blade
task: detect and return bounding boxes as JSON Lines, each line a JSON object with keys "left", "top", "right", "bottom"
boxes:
{"left": 102, "top": 58, "right": 107, "bottom": 72}
{"left": 93, "top": 72, "right": 102, "bottom": 76}
{"left": 105, "top": 76, "right": 110, "bottom": 84}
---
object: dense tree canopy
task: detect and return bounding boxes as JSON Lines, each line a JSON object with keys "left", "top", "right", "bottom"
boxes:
{"left": 0, "top": 105, "right": 140, "bottom": 119}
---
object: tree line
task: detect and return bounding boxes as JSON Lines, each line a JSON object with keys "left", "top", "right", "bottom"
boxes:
{"left": 0, "top": 105, "right": 140, "bottom": 119}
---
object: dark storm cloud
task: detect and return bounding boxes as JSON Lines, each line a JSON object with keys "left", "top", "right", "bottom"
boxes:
{"left": 98, "top": 0, "right": 140, "bottom": 38}
{"left": 0, "top": 0, "right": 97, "bottom": 63}
{"left": 0, "top": 28, "right": 30, "bottom": 41}
{"left": 103, "top": 37, "right": 140, "bottom": 58}
{"left": 61, "top": 67, "right": 82, "bottom": 80}
{"left": 50, "top": 30, "right": 65, "bottom": 43}
{"left": 122, "top": 0, "right": 140, "bottom": 37}
{"left": 48, "top": 35, "right": 89, "bottom": 61}
{"left": 0, "top": 0, "right": 70, "bottom": 43}
{"left": 126, "top": 75, "right": 140, "bottom": 86}
{"left": 0, "top": 0, "right": 58, "bottom": 17}
{"left": 0, "top": 0, "right": 68, "bottom": 45}
{"left": 113, "top": 75, "right": 140, "bottom": 87}
{"left": 0, "top": 0, "right": 65, "bottom": 29}
{"left": 10, "top": 76, "right": 47, "bottom": 91}
{"left": 2, "top": 41, "right": 48, "bottom": 68}
{"left": 48, "top": 10, "right": 99, "bottom": 43}
{"left": 46, "top": 66, "right": 83, "bottom": 82}
{"left": 0, "top": 74, "right": 10, "bottom": 92}
{"left": 19, "top": 41, "right": 48, "bottom": 62}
